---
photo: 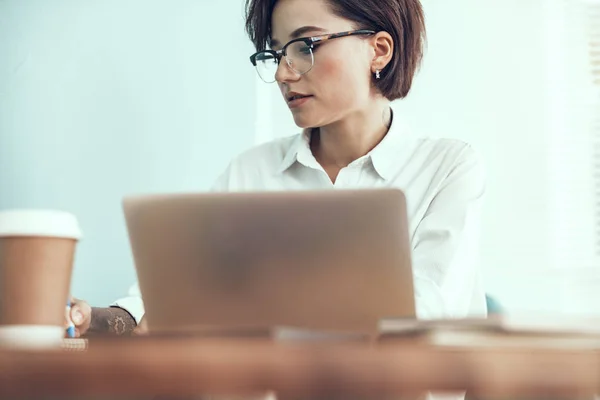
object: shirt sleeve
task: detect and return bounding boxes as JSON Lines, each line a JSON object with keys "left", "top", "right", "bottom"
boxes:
{"left": 411, "top": 145, "right": 487, "bottom": 320}
{"left": 111, "top": 282, "right": 145, "bottom": 324}
{"left": 210, "top": 164, "right": 231, "bottom": 192}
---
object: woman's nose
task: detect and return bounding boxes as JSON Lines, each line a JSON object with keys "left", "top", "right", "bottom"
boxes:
{"left": 274, "top": 58, "right": 301, "bottom": 83}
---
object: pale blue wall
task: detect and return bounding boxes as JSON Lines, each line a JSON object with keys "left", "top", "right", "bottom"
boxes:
{"left": 0, "top": 0, "right": 257, "bottom": 305}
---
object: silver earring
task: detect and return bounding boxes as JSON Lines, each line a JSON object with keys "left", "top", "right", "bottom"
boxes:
{"left": 375, "top": 70, "right": 381, "bottom": 80}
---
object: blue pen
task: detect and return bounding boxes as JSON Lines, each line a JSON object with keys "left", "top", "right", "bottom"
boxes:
{"left": 65, "top": 302, "right": 76, "bottom": 338}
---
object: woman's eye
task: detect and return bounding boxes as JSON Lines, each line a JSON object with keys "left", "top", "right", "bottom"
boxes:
{"left": 311, "top": 44, "right": 321, "bottom": 52}
{"left": 299, "top": 45, "right": 312, "bottom": 55}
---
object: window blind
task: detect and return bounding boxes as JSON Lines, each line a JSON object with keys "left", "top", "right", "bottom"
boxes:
{"left": 548, "top": 0, "right": 600, "bottom": 315}
{"left": 588, "top": 1, "right": 600, "bottom": 256}
{"left": 549, "top": 0, "right": 600, "bottom": 268}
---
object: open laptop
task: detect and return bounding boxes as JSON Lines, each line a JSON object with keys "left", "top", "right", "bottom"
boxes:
{"left": 122, "top": 189, "right": 415, "bottom": 334}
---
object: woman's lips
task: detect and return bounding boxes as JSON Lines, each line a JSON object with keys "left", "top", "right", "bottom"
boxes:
{"left": 287, "top": 95, "right": 313, "bottom": 109}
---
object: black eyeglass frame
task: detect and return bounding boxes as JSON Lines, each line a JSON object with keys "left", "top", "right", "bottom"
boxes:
{"left": 249, "top": 29, "right": 376, "bottom": 80}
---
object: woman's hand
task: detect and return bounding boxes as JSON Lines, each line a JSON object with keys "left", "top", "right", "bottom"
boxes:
{"left": 67, "top": 297, "right": 138, "bottom": 336}
{"left": 132, "top": 316, "right": 148, "bottom": 335}
{"left": 67, "top": 297, "right": 92, "bottom": 337}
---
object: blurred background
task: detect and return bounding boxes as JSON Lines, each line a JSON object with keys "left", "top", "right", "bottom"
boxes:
{"left": 0, "top": 0, "right": 598, "bottom": 315}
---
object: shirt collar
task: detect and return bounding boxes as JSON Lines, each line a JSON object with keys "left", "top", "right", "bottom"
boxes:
{"left": 369, "top": 112, "right": 416, "bottom": 180}
{"left": 277, "top": 128, "right": 317, "bottom": 173}
{"left": 277, "top": 111, "right": 415, "bottom": 180}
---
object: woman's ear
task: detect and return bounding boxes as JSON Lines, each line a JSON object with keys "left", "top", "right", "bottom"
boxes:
{"left": 370, "top": 31, "right": 394, "bottom": 74}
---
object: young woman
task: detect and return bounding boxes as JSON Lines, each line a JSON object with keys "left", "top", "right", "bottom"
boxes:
{"left": 70, "top": 0, "right": 486, "bottom": 337}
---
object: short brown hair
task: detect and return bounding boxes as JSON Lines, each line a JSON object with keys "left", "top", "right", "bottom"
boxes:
{"left": 245, "top": 0, "right": 426, "bottom": 100}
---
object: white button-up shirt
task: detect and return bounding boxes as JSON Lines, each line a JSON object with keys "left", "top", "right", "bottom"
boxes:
{"left": 114, "top": 116, "right": 487, "bottom": 324}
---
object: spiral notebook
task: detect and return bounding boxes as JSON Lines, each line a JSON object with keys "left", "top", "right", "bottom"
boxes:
{"left": 61, "top": 338, "right": 88, "bottom": 351}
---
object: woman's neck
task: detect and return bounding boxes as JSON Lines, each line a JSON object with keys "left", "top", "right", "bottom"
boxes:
{"left": 311, "top": 100, "right": 392, "bottom": 181}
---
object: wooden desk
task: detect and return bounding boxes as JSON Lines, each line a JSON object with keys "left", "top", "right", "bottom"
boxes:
{"left": 0, "top": 337, "right": 598, "bottom": 399}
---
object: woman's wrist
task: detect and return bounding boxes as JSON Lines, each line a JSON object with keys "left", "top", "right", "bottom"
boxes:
{"left": 89, "top": 306, "right": 137, "bottom": 335}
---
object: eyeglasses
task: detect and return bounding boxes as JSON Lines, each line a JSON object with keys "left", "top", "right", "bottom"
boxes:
{"left": 249, "top": 29, "right": 376, "bottom": 83}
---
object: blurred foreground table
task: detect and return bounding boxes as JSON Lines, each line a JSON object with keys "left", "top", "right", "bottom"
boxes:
{"left": 0, "top": 336, "right": 598, "bottom": 399}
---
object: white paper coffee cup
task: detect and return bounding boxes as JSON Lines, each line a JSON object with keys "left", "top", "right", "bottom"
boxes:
{"left": 0, "top": 209, "right": 82, "bottom": 349}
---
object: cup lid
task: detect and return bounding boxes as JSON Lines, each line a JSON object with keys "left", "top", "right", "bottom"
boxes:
{"left": 0, "top": 210, "right": 82, "bottom": 239}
